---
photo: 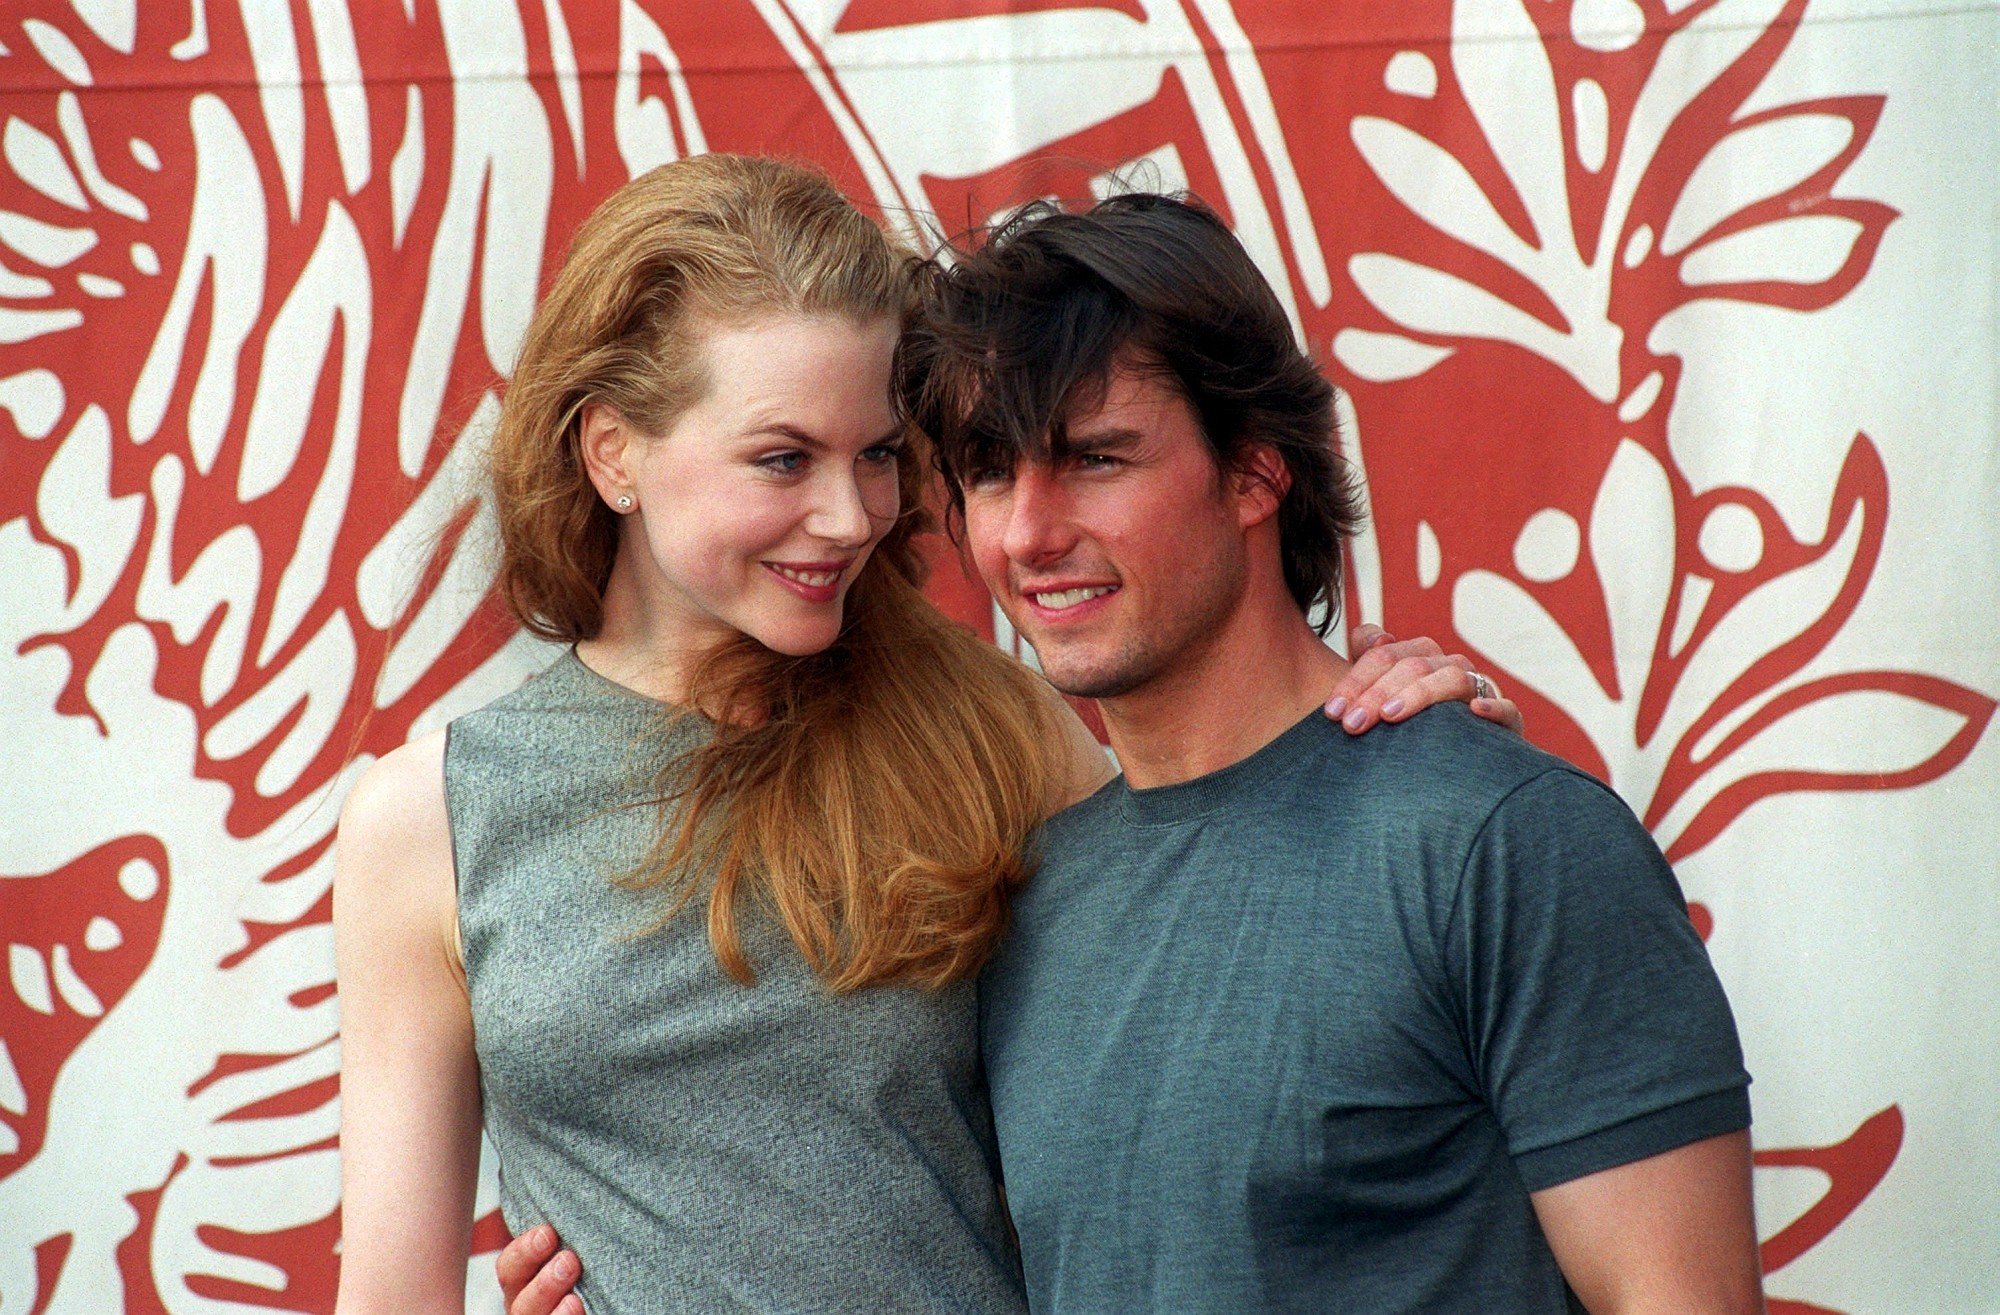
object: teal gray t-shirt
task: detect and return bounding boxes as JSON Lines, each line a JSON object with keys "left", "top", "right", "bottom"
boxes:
{"left": 980, "top": 704, "right": 1750, "bottom": 1313}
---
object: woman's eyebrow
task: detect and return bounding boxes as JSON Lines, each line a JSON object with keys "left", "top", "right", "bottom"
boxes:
{"left": 743, "top": 422, "right": 906, "bottom": 448}
{"left": 744, "top": 422, "right": 826, "bottom": 448}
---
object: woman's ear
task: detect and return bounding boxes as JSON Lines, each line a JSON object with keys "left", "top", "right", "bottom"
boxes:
{"left": 1232, "top": 442, "right": 1291, "bottom": 530}
{"left": 579, "top": 403, "right": 637, "bottom": 512}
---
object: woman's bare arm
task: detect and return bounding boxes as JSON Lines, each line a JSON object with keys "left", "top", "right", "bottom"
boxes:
{"left": 333, "top": 732, "right": 485, "bottom": 1315}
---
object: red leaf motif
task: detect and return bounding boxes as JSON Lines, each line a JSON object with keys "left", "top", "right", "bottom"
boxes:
{"left": 1652, "top": 435, "right": 1890, "bottom": 818}
{"left": 836, "top": 0, "right": 1146, "bottom": 28}
{"left": 1665, "top": 671, "right": 1996, "bottom": 863}
{"left": 918, "top": 66, "right": 1239, "bottom": 242}
{"left": 471, "top": 1207, "right": 512, "bottom": 1255}
{"left": 1617, "top": 0, "right": 1819, "bottom": 245}
{"left": 1670, "top": 198, "right": 1897, "bottom": 315}
{"left": 0, "top": 837, "right": 170, "bottom": 1180}
{"left": 1651, "top": 95, "right": 1896, "bottom": 315}
{"left": 1600, "top": 1, "right": 1903, "bottom": 363}
{"left": 188, "top": 1210, "right": 342, "bottom": 1313}
{"left": 28, "top": 1234, "right": 69, "bottom": 1315}
{"left": 116, "top": 1153, "right": 190, "bottom": 1315}
{"left": 1757, "top": 1106, "right": 1904, "bottom": 1277}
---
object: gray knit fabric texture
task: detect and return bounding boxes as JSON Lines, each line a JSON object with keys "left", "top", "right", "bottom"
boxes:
{"left": 445, "top": 650, "right": 1025, "bottom": 1314}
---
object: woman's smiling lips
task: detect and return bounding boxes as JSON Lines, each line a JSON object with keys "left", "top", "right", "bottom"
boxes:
{"left": 763, "top": 560, "right": 852, "bottom": 603}
{"left": 1019, "top": 581, "right": 1120, "bottom": 623}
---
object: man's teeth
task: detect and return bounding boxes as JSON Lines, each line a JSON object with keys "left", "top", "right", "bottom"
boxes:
{"left": 1030, "top": 585, "right": 1115, "bottom": 611}
{"left": 773, "top": 565, "right": 840, "bottom": 587}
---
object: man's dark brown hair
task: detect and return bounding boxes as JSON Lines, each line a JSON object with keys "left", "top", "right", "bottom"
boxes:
{"left": 897, "top": 191, "right": 1366, "bottom": 633}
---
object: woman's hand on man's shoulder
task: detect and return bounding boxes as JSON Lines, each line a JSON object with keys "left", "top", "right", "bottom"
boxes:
{"left": 1323, "top": 625, "right": 1525, "bottom": 737}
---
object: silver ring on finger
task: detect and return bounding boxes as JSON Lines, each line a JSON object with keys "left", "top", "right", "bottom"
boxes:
{"left": 1469, "top": 671, "right": 1494, "bottom": 702}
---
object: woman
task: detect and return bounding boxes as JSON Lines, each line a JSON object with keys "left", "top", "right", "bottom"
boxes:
{"left": 333, "top": 154, "right": 1514, "bottom": 1315}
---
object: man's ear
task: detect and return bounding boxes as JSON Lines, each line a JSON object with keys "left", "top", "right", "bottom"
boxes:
{"left": 1231, "top": 443, "right": 1291, "bottom": 530}
{"left": 579, "top": 402, "right": 637, "bottom": 511}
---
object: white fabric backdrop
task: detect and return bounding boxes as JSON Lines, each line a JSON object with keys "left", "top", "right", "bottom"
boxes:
{"left": 1, "top": 1, "right": 1993, "bottom": 1310}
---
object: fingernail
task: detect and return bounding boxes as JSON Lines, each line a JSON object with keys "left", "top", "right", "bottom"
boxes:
{"left": 1343, "top": 707, "right": 1368, "bottom": 732}
{"left": 533, "top": 1225, "right": 555, "bottom": 1251}
{"left": 554, "top": 1251, "right": 578, "bottom": 1280}
{"left": 1325, "top": 696, "right": 1347, "bottom": 719}
{"left": 1382, "top": 698, "right": 1405, "bottom": 719}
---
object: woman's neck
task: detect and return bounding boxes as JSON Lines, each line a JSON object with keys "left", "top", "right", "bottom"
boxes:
{"left": 579, "top": 561, "right": 718, "bottom": 704}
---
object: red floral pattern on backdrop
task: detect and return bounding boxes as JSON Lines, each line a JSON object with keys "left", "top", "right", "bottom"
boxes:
{"left": 2, "top": 1, "right": 1993, "bottom": 1311}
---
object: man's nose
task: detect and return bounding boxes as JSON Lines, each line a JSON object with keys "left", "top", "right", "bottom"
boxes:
{"left": 1001, "top": 466, "right": 1077, "bottom": 565}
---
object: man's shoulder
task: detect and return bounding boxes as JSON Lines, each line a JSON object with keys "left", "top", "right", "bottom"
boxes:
{"left": 1280, "top": 703, "right": 1603, "bottom": 832}
{"left": 1039, "top": 705, "right": 1609, "bottom": 834}
{"left": 1030, "top": 705, "right": 1624, "bottom": 880}
{"left": 1040, "top": 771, "right": 1124, "bottom": 831}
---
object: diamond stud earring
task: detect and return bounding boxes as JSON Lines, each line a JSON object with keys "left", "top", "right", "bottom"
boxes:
{"left": 616, "top": 494, "right": 633, "bottom": 511}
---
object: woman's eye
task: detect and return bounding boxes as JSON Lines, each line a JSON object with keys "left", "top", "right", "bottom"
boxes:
{"left": 757, "top": 451, "right": 807, "bottom": 474}
{"left": 861, "top": 443, "right": 902, "bottom": 465}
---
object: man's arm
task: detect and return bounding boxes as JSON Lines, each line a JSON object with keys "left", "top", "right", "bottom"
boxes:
{"left": 1532, "top": 1130, "right": 1764, "bottom": 1314}
{"left": 1453, "top": 768, "right": 1758, "bottom": 1314}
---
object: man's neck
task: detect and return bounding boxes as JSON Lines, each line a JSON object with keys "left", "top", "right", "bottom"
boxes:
{"left": 1097, "top": 592, "right": 1349, "bottom": 789}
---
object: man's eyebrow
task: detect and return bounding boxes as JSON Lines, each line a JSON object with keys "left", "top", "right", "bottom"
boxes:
{"left": 1062, "top": 427, "right": 1146, "bottom": 453}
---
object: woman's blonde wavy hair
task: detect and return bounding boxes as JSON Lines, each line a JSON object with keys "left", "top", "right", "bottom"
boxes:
{"left": 487, "top": 154, "right": 1057, "bottom": 992}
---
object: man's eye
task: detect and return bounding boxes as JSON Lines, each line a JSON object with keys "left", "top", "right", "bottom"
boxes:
{"left": 1075, "top": 453, "right": 1120, "bottom": 471}
{"left": 967, "top": 465, "right": 1013, "bottom": 489}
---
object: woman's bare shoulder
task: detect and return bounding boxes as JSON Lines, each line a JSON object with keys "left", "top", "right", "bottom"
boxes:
{"left": 341, "top": 730, "right": 449, "bottom": 845}
{"left": 336, "top": 730, "right": 456, "bottom": 936}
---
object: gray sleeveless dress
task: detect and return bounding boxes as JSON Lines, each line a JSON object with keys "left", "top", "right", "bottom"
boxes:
{"left": 444, "top": 650, "right": 1026, "bottom": 1313}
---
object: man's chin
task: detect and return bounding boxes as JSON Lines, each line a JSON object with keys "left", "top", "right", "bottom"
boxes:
{"left": 1033, "top": 647, "right": 1152, "bottom": 702}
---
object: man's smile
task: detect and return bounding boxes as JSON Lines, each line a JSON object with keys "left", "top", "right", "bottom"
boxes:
{"left": 1020, "top": 582, "right": 1121, "bottom": 621}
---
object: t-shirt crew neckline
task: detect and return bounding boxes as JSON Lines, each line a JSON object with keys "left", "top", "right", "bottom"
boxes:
{"left": 565, "top": 646, "right": 683, "bottom": 712}
{"left": 1113, "top": 707, "right": 1331, "bottom": 828}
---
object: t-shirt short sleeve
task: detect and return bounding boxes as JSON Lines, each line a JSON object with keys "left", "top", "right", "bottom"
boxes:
{"left": 1448, "top": 768, "right": 1751, "bottom": 1192}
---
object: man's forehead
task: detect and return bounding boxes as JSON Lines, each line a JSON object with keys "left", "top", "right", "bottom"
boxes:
{"left": 1076, "top": 359, "right": 1189, "bottom": 421}
{"left": 936, "top": 334, "right": 1188, "bottom": 476}
{"left": 1027, "top": 355, "right": 1178, "bottom": 442}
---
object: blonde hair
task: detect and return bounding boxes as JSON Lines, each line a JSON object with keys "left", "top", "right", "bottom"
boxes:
{"left": 488, "top": 154, "right": 1056, "bottom": 991}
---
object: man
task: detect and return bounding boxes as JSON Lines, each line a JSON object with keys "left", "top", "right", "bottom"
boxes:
{"left": 495, "top": 192, "right": 1759, "bottom": 1313}
{"left": 901, "top": 193, "right": 1761, "bottom": 1313}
